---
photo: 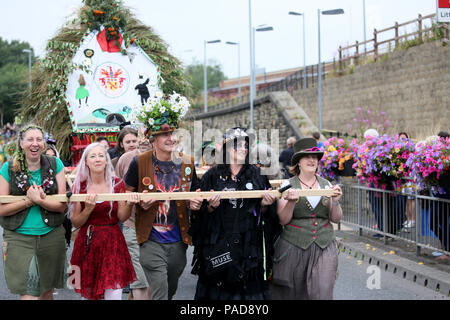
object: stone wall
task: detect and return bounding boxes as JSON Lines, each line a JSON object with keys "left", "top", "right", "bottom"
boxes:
{"left": 184, "top": 95, "right": 298, "bottom": 153}
{"left": 291, "top": 41, "right": 450, "bottom": 139}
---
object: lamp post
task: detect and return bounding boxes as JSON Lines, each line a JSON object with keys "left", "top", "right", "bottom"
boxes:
{"left": 249, "top": 25, "right": 273, "bottom": 130}
{"left": 288, "top": 11, "right": 306, "bottom": 88}
{"left": 363, "top": 0, "right": 367, "bottom": 53}
{"left": 203, "top": 39, "right": 221, "bottom": 113}
{"left": 225, "top": 41, "right": 241, "bottom": 103}
{"left": 22, "top": 49, "right": 32, "bottom": 91}
{"left": 318, "top": 8, "right": 344, "bottom": 131}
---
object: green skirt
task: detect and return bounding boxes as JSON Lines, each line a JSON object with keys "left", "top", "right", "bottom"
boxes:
{"left": 2, "top": 225, "right": 67, "bottom": 296}
{"left": 76, "top": 85, "right": 89, "bottom": 100}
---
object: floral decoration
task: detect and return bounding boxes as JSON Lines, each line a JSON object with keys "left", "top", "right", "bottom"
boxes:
{"left": 319, "top": 137, "right": 356, "bottom": 181}
{"left": 352, "top": 134, "right": 415, "bottom": 190}
{"left": 132, "top": 90, "right": 190, "bottom": 134}
{"left": 406, "top": 137, "right": 450, "bottom": 193}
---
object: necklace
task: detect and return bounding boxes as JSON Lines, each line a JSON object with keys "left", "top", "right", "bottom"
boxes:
{"left": 155, "top": 161, "right": 175, "bottom": 175}
{"left": 298, "top": 175, "right": 317, "bottom": 189}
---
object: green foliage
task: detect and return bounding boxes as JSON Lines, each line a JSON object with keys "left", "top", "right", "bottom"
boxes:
{"left": 184, "top": 60, "right": 227, "bottom": 96}
{"left": 0, "top": 63, "right": 27, "bottom": 124}
{"left": 0, "top": 37, "right": 31, "bottom": 125}
{"left": 17, "top": 0, "right": 191, "bottom": 160}
{"left": 0, "top": 38, "right": 36, "bottom": 68}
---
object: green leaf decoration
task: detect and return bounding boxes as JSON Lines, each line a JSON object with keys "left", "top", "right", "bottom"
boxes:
{"left": 16, "top": 0, "right": 191, "bottom": 161}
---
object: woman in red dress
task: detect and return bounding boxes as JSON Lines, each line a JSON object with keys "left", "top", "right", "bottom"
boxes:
{"left": 69, "top": 143, "right": 139, "bottom": 300}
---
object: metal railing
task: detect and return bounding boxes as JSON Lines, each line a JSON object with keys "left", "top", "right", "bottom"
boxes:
{"left": 339, "top": 182, "right": 450, "bottom": 257}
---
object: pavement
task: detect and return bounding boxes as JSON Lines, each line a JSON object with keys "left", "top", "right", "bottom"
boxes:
{"left": 335, "top": 225, "right": 450, "bottom": 297}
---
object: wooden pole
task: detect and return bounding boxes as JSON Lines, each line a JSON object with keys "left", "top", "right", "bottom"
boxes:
{"left": 0, "top": 189, "right": 336, "bottom": 203}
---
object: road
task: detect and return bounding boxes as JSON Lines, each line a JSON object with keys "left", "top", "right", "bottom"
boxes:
{"left": 0, "top": 229, "right": 448, "bottom": 300}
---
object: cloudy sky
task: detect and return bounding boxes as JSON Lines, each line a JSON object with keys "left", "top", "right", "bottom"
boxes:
{"left": 0, "top": 0, "right": 437, "bottom": 79}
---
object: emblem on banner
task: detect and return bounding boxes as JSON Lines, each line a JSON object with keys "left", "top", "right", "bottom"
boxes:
{"left": 95, "top": 62, "right": 129, "bottom": 98}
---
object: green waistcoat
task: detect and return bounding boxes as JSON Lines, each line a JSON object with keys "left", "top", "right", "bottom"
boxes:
{"left": 0, "top": 155, "right": 64, "bottom": 231}
{"left": 281, "top": 175, "right": 334, "bottom": 250}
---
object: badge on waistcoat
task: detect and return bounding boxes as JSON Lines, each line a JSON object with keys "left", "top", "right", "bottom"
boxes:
{"left": 142, "top": 177, "right": 151, "bottom": 186}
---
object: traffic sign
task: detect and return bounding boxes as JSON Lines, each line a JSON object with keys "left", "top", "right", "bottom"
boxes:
{"left": 438, "top": 0, "right": 450, "bottom": 22}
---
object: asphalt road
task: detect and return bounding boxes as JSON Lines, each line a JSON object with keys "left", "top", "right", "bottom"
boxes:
{"left": 0, "top": 229, "right": 448, "bottom": 300}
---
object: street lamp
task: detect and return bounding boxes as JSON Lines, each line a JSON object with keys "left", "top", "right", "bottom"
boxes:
{"left": 203, "top": 39, "right": 221, "bottom": 113}
{"left": 249, "top": 25, "right": 273, "bottom": 130}
{"left": 363, "top": 0, "right": 367, "bottom": 53}
{"left": 318, "top": 8, "right": 344, "bottom": 131}
{"left": 288, "top": 11, "right": 307, "bottom": 89}
{"left": 225, "top": 41, "right": 241, "bottom": 102}
{"left": 22, "top": 49, "right": 32, "bottom": 91}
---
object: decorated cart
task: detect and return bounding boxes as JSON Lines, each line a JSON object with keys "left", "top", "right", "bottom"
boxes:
{"left": 17, "top": 0, "right": 190, "bottom": 165}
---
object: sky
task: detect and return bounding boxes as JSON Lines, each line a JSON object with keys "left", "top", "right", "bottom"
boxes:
{"left": 0, "top": 0, "right": 438, "bottom": 79}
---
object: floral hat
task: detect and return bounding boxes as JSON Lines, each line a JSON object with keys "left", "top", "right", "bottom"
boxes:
{"left": 133, "top": 90, "right": 190, "bottom": 138}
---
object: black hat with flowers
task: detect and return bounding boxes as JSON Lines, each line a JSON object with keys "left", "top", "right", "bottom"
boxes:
{"left": 291, "top": 137, "right": 324, "bottom": 166}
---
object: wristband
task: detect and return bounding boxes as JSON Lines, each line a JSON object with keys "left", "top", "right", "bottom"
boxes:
{"left": 24, "top": 199, "right": 30, "bottom": 208}
{"left": 332, "top": 200, "right": 340, "bottom": 207}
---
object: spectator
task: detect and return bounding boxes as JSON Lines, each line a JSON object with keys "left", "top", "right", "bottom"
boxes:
{"left": 95, "top": 136, "right": 110, "bottom": 149}
{"left": 189, "top": 127, "right": 279, "bottom": 300}
{"left": 399, "top": 132, "right": 416, "bottom": 232}
{"left": 437, "top": 131, "right": 449, "bottom": 140}
{"left": 363, "top": 128, "right": 379, "bottom": 139}
{"left": 108, "top": 127, "right": 138, "bottom": 168}
{"left": 279, "top": 136, "right": 296, "bottom": 179}
{"left": 69, "top": 143, "right": 138, "bottom": 300}
{"left": 0, "top": 124, "right": 67, "bottom": 300}
{"left": 271, "top": 137, "right": 343, "bottom": 300}
{"left": 312, "top": 131, "right": 325, "bottom": 150}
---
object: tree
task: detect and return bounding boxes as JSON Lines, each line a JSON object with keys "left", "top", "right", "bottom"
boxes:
{"left": 0, "top": 63, "right": 27, "bottom": 125}
{"left": 0, "top": 37, "right": 33, "bottom": 126}
{"left": 184, "top": 59, "right": 227, "bottom": 97}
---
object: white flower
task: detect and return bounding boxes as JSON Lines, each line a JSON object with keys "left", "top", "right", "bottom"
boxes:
{"left": 148, "top": 118, "right": 155, "bottom": 126}
{"left": 159, "top": 106, "right": 166, "bottom": 113}
{"left": 171, "top": 104, "right": 179, "bottom": 112}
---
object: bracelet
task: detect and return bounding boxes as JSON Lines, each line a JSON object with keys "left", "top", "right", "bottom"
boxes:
{"left": 332, "top": 200, "right": 340, "bottom": 206}
{"left": 23, "top": 199, "right": 30, "bottom": 208}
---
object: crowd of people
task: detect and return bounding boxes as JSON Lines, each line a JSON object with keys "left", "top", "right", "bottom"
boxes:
{"left": 0, "top": 118, "right": 447, "bottom": 301}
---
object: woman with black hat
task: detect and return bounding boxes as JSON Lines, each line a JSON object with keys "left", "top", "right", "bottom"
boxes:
{"left": 189, "top": 127, "right": 280, "bottom": 300}
{"left": 270, "top": 137, "right": 343, "bottom": 300}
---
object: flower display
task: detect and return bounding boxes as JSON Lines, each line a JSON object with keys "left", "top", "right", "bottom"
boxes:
{"left": 352, "top": 134, "right": 415, "bottom": 190}
{"left": 319, "top": 137, "right": 356, "bottom": 181}
{"left": 132, "top": 90, "right": 190, "bottom": 135}
{"left": 406, "top": 137, "right": 450, "bottom": 193}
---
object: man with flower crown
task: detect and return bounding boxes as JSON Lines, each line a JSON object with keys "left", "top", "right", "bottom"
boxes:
{"left": 124, "top": 91, "right": 200, "bottom": 300}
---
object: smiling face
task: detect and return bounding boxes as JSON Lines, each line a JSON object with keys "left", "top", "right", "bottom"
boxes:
{"left": 298, "top": 154, "right": 319, "bottom": 174}
{"left": 226, "top": 138, "right": 249, "bottom": 165}
{"left": 85, "top": 145, "right": 107, "bottom": 174}
{"left": 153, "top": 131, "right": 176, "bottom": 155}
{"left": 20, "top": 128, "right": 45, "bottom": 163}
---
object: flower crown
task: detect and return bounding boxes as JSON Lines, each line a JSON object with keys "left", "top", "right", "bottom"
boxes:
{"left": 133, "top": 91, "right": 190, "bottom": 137}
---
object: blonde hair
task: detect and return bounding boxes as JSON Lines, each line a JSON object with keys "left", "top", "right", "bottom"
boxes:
{"left": 69, "top": 142, "right": 117, "bottom": 218}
